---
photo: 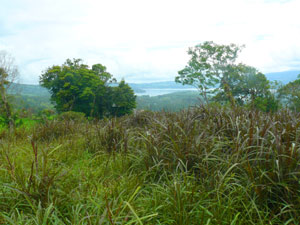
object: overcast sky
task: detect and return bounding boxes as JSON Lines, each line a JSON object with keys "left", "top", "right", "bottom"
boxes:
{"left": 1, "top": 0, "right": 300, "bottom": 84}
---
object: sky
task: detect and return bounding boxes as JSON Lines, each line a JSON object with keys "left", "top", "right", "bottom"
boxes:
{"left": 0, "top": 0, "right": 300, "bottom": 84}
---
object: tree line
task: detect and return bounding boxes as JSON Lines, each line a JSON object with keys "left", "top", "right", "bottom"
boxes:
{"left": 1, "top": 42, "right": 300, "bottom": 129}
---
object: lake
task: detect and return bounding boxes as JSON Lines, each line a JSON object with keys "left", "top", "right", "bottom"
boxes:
{"left": 135, "top": 88, "right": 197, "bottom": 97}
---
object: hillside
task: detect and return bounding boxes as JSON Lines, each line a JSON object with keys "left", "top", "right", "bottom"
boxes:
{"left": 8, "top": 83, "right": 51, "bottom": 96}
{"left": 265, "top": 70, "right": 300, "bottom": 84}
{"left": 137, "top": 91, "right": 200, "bottom": 111}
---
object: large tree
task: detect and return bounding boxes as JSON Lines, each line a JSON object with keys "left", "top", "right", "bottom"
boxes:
{"left": 215, "top": 64, "right": 279, "bottom": 111}
{"left": 175, "top": 41, "right": 277, "bottom": 110}
{"left": 40, "top": 59, "right": 136, "bottom": 117}
{"left": 0, "top": 51, "right": 19, "bottom": 128}
{"left": 214, "top": 65, "right": 269, "bottom": 102}
{"left": 175, "top": 41, "right": 242, "bottom": 104}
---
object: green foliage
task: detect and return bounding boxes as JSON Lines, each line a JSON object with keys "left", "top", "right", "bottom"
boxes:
{"left": 3, "top": 140, "right": 62, "bottom": 209}
{"left": 176, "top": 41, "right": 279, "bottom": 111}
{"left": 1, "top": 106, "right": 300, "bottom": 224}
{"left": 0, "top": 51, "right": 19, "bottom": 129}
{"left": 11, "top": 94, "right": 54, "bottom": 114}
{"left": 214, "top": 65, "right": 268, "bottom": 102}
{"left": 8, "top": 88, "right": 200, "bottom": 117}
{"left": 214, "top": 64, "right": 279, "bottom": 111}
{"left": 137, "top": 91, "right": 200, "bottom": 112}
{"left": 39, "top": 109, "right": 55, "bottom": 118}
{"left": 175, "top": 41, "right": 242, "bottom": 102}
{"left": 252, "top": 95, "right": 279, "bottom": 112}
{"left": 40, "top": 58, "right": 136, "bottom": 118}
{"left": 109, "top": 80, "right": 136, "bottom": 117}
{"left": 278, "top": 74, "right": 300, "bottom": 111}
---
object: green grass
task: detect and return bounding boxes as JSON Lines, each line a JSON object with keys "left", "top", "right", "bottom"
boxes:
{"left": 1, "top": 106, "right": 300, "bottom": 224}
{"left": 15, "top": 118, "right": 39, "bottom": 128}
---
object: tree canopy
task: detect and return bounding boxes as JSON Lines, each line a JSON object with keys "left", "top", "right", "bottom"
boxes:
{"left": 175, "top": 41, "right": 278, "bottom": 111}
{"left": 278, "top": 74, "right": 300, "bottom": 111}
{"left": 175, "top": 41, "right": 242, "bottom": 103}
{"left": 109, "top": 80, "right": 136, "bottom": 117}
{"left": 40, "top": 59, "right": 136, "bottom": 117}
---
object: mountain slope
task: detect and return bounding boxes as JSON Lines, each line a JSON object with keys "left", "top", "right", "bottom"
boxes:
{"left": 265, "top": 70, "right": 300, "bottom": 84}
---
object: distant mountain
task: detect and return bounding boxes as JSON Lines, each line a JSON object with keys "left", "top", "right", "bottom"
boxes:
{"left": 265, "top": 70, "right": 300, "bottom": 84}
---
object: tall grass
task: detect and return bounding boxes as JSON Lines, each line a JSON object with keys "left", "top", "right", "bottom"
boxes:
{"left": 1, "top": 106, "right": 300, "bottom": 224}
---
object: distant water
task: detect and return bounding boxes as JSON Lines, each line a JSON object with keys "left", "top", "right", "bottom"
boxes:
{"left": 135, "top": 88, "right": 197, "bottom": 97}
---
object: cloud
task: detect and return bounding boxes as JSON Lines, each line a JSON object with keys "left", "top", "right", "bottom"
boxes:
{"left": 0, "top": 0, "right": 300, "bottom": 84}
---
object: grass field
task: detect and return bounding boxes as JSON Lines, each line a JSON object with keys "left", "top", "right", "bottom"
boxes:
{"left": 0, "top": 106, "right": 300, "bottom": 224}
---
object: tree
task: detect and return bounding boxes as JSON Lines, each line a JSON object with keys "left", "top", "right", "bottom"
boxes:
{"left": 0, "top": 51, "right": 19, "bottom": 128}
{"left": 278, "top": 75, "right": 300, "bottom": 111}
{"left": 175, "top": 41, "right": 278, "bottom": 111}
{"left": 109, "top": 80, "right": 136, "bottom": 117}
{"left": 40, "top": 59, "right": 136, "bottom": 118}
{"left": 214, "top": 64, "right": 273, "bottom": 106}
{"left": 175, "top": 41, "right": 242, "bottom": 104}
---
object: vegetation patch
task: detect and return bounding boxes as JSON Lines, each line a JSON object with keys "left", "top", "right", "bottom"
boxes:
{"left": 1, "top": 105, "right": 300, "bottom": 224}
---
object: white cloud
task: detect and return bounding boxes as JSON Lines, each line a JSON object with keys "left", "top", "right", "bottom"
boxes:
{"left": 0, "top": 0, "right": 300, "bottom": 84}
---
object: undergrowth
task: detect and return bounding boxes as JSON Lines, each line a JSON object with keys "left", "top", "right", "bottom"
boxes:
{"left": 1, "top": 106, "right": 300, "bottom": 224}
